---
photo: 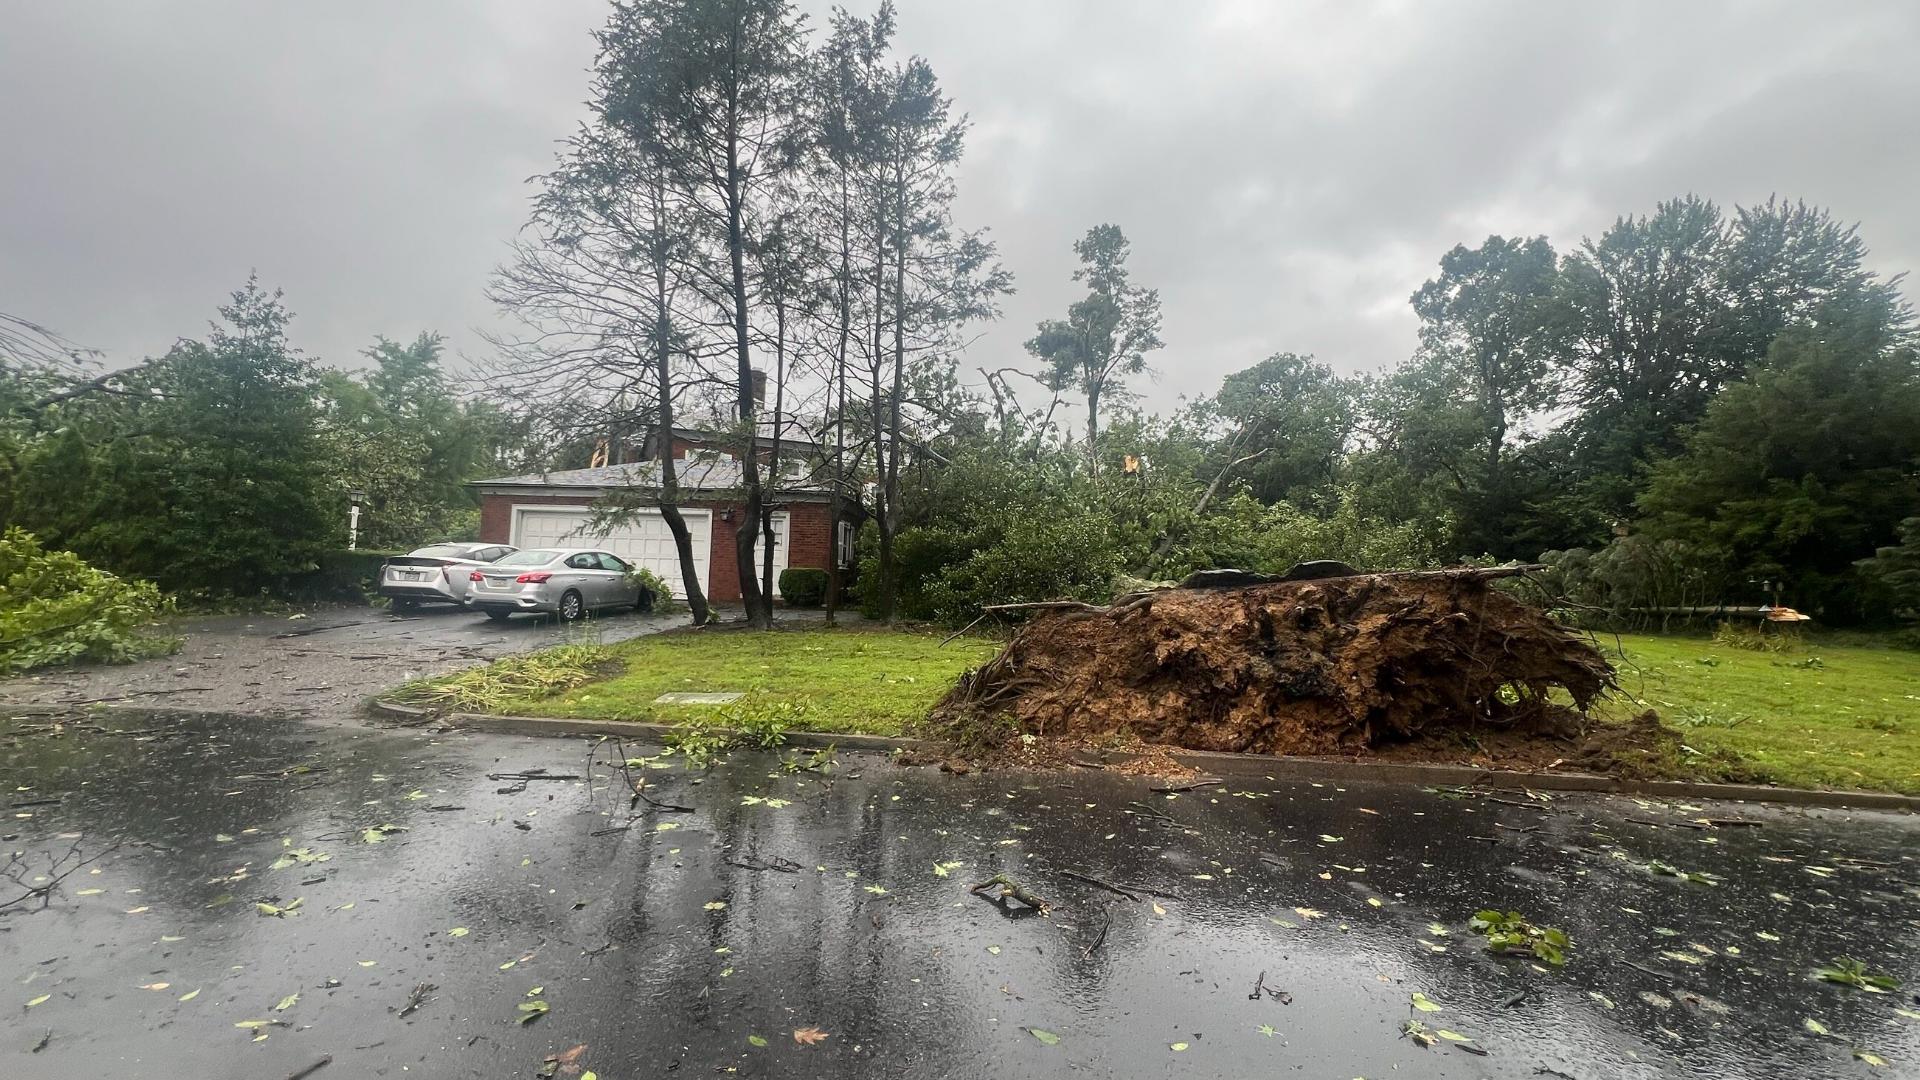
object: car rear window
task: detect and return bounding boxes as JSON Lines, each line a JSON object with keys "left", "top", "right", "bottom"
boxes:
{"left": 410, "top": 544, "right": 469, "bottom": 557}
{"left": 494, "top": 549, "right": 562, "bottom": 567}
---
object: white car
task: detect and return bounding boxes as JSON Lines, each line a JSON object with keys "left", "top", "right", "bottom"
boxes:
{"left": 378, "top": 543, "right": 517, "bottom": 610}
{"left": 463, "top": 547, "right": 657, "bottom": 622}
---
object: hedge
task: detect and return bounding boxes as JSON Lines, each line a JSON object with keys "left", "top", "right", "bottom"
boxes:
{"left": 779, "top": 567, "right": 829, "bottom": 607}
{"left": 289, "top": 549, "right": 402, "bottom": 603}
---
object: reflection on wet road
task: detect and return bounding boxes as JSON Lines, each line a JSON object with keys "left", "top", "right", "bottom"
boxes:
{"left": 3, "top": 711, "right": 1917, "bottom": 1078}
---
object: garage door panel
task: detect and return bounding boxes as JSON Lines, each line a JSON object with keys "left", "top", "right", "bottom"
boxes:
{"left": 510, "top": 505, "right": 711, "bottom": 597}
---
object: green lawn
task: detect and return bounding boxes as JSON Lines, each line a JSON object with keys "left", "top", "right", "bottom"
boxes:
{"left": 1596, "top": 631, "right": 1920, "bottom": 793}
{"left": 489, "top": 624, "right": 1001, "bottom": 736}
{"left": 427, "top": 621, "right": 1920, "bottom": 794}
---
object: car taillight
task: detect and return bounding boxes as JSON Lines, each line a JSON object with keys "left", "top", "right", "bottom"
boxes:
{"left": 441, "top": 567, "right": 453, "bottom": 583}
{"left": 516, "top": 572, "right": 552, "bottom": 583}
{"left": 469, "top": 571, "right": 485, "bottom": 582}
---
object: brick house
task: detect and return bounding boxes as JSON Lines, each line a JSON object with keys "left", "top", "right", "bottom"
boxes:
{"left": 469, "top": 450, "right": 841, "bottom": 603}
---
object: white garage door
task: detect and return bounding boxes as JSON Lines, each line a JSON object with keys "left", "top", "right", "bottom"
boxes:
{"left": 510, "top": 505, "right": 712, "bottom": 597}
{"left": 741, "top": 511, "right": 790, "bottom": 598}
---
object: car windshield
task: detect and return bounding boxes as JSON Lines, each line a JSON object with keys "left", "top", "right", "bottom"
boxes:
{"left": 493, "top": 549, "right": 562, "bottom": 567}
{"left": 410, "top": 544, "right": 471, "bottom": 558}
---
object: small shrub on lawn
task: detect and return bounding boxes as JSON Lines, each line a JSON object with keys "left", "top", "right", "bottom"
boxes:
{"left": 778, "top": 567, "right": 828, "bottom": 608}
{"left": 0, "top": 528, "right": 176, "bottom": 673}
{"left": 404, "top": 644, "right": 613, "bottom": 712}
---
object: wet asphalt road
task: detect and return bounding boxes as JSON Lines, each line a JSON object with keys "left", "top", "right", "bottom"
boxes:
{"left": 4, "top": 711, "right": 1918, "bottom": 1079}
{"left": 0, "top": 603, "right": 788, "bottom": 723}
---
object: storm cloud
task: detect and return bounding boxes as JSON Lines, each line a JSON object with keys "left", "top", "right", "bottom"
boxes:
{"left": 4, "top": 0, "right": 1916, "bottom": 410}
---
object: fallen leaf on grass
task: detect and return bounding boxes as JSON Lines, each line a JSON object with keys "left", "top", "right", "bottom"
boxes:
{"left": 793, "top": 1026, "right": 830, "bottom": 1046}
{"left": 1026, "top": 1028, "right": 1060, "bottom": 1045}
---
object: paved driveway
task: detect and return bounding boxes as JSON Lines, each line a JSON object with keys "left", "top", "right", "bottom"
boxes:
{"left": 3, "top": 709, "right": 1916, "bottom": 1079}
{"left": 0, "top": 603, "right": 793, "bottom": 723}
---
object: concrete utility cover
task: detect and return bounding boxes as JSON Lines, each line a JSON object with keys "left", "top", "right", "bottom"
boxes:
{"left": 653, "top": 691, "right": 743, "bottom": 704}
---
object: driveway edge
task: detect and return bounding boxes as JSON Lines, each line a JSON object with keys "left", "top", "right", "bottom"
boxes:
{"left": 431, "top": 710, "right": 1919, "bottom": 813}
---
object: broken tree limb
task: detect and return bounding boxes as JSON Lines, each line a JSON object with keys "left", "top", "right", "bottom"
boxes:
{"left": 969, "top": 873, "right": 1053, "bottom": 913}
{"left": 1149, "top": 778, "right": 1223, "bottom": 794}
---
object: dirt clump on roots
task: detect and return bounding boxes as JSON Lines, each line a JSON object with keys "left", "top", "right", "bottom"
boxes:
{"left": 926, "top": 566, "right": 1616, "bottom": 762}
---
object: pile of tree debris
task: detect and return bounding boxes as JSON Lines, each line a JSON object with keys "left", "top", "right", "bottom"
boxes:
{"left": 928, "top": 564, "right": 1615, "bottom": 758}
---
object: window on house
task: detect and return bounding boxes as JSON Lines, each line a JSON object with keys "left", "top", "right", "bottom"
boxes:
{"left": 836, "top": 519, "right": 856, "bottom": 568}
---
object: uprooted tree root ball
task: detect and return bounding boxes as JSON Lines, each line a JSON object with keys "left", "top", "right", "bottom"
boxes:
{"left": 925, "top": 566, "right": 1616, "bottom": 761}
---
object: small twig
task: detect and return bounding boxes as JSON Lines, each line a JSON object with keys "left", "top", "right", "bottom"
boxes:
{"left": 397, "top": 982, "right": 436, "bottom": 1018}
{"left": 63, "top": 687, "right": 213, "bottom": 706}
{"left": 1627, "top": 817, "right": 1709, "bottom": 831}
{"left": 1249, "top": 969, "right": 1267, "bottom": 1001}
{"left": 1123, "top": 800, "right": 1177, "bottom": 823}
{"left": 1083, "top": 903, "right": 1112, "bottom": 958}
{"left": 729, "top": 856, "right": 802, "bottom": 873}
{"left": 1149, "top": 778, "right": 1223, "bottom": 794}
{"left": 939, "top": 613, "right": 988, "bottom": 646}
{"left": 284, "top": 1057, "right": 333, "bottom": 1080}
{"left": 1465, "top": 835, "right": 1499, "bottom": 843}
{"left": 1616, "top": 958, "right": 1676, "bottom": 982}
{"left": 1059, "top": 869, "right": 1143, "bottom": 902}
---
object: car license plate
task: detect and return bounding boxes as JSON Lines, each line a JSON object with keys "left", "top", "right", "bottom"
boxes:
{"left": 397, "top": 571, "right": 426, "bottom": 581}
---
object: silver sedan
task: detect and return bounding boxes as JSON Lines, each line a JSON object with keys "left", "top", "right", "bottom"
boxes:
{"left": 378, "top": 542, "right": 517, "bottom": 610}
{"left": 463, "top": 548, "right": 657, "bottom": 622}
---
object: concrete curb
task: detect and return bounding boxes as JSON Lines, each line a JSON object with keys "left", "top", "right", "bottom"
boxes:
{"left": 431, "top": 710, "right": 1919, "bottom": 814}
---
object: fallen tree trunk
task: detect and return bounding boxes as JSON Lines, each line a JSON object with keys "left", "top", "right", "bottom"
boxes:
{"left": 930, "top": 565, "right": 1613, "bottom": 756}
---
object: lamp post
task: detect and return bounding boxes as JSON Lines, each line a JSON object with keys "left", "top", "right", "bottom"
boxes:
{"left": 347, "top": 488, "right": 366, "bottom": 551}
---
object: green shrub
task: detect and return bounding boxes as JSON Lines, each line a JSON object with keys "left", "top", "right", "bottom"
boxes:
{"left": 289, "top": 549, "right": 400, "bottom": 604}
{"left": 778, "top": 567, "right": 829, "bottom": 607}
{"left": 623, "top": 566, "right": 674, "bottom": 612}
{"left": 0, "top": 528, "right": 177, "bottom": 673}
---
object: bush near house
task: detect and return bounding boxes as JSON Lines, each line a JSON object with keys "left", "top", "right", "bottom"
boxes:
{"left": 0, "top": 528, "right": 176, "bottom": 674}
{"left": 778, "top": 567, "right": 828, "bottom": 607}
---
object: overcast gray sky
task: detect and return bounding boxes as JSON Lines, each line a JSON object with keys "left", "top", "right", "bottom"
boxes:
{"left": 4, "top": 0, "right": 1917, "bottom": 412}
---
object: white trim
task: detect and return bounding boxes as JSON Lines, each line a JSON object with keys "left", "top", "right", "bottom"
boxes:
{"left": 508, "top": 504, "right": 714, "bottom": 597}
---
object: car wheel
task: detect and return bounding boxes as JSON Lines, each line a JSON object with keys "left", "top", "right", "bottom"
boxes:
{"left": 558, "top": 590, "right": 586, "bottom": 622}
{"left": 484, "top": 609, "right": 512, "bottom": 623}
{"left": 635, "top": 588, "right": 655, "bottom": 614}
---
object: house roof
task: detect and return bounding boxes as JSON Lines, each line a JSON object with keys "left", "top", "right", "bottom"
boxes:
{"left": 470, "top": 456, "right": 827, "bottom": 496}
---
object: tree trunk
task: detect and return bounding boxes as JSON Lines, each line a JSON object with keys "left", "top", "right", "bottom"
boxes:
{"left": 722, "top": 53, "right": 768, "bottom": 629}
{"left": 824, "top": 176, "right": 852, "bottom": 625}
{"left": 883, "top": 168, "right": 909, "bottom": 624}
{"left": 1086, "top": 378, "right": 1102, "bottom": 479}
{"left": 648, "top": 177, "right": 710, "bottom": 627}
{"left": 870, "top": 213, "right": 895, "bottom": 623}
{"left": 761, "top": 295, "right": 786, "bottom": 622}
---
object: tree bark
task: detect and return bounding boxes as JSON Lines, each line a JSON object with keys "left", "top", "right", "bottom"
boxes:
{"left": 722, "top": 33, "right": 768, "bottom": 629}
{"left": 824, "top": 174, "right": 852, "bottom": 624}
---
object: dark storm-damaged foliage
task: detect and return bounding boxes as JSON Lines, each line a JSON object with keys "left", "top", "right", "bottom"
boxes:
{"left": 0, "top": 528, "right": 175, "bottom": 673}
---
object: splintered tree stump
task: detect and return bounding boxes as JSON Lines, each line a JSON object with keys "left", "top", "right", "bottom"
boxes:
{"left": 934, "top": 566, "right": 1613, "bottom": 756}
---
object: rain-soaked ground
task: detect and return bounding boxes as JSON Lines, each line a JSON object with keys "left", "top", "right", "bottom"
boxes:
{"left": 0, "top": 603, "right": 815, "bottom": 722}
{"left": 3, "top": 710, "right": 1918, "bottom": 1079}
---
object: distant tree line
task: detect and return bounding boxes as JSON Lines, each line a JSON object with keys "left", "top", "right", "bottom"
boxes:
{"left": 0, "top": 280, "right": 543, "bottom": 598}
